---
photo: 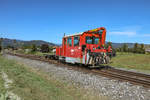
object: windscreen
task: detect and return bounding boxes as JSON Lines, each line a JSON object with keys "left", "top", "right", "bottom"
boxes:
{"left": 86, "top": 36, "right": 99, "bottom": 44}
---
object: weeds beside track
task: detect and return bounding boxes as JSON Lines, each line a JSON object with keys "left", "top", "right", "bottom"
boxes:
{"left": 6, "top": 52, "right": 150, "bottom": 88}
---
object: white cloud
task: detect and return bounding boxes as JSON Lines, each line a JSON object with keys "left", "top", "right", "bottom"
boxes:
{"left": 109, "top": 31, "right": 136, "bottom": 36}
{"left": 108, "top": 26, "right": 150, "bottom": 41}
{"left": 109, "top": 31, "right": 150, "bottom": 37}
{"left": 141, "top": 34, "right": 150, "bottom": 37}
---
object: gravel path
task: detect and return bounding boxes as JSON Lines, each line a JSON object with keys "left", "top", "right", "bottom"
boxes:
{"left": 4, "top": 54, "right": 150, "bottom": 100}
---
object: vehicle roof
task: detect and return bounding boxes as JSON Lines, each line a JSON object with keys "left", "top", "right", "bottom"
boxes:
{"left": 63, "top": 27, "right": 106, "bottom": 38}
{"left": 63, "top": 32, "right": 83, "bottom": 38}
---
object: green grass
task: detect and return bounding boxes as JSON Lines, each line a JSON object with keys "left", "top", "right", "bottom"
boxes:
{"left": 16, "top": 49, "right": 53, "bottom": 56}
{"left": 108, "top": 52, "right": 150, "bottom": 73}
{"left": 33, "top": 51, "right": 54, "bottom": 56}
{"left": 0, "top": 66, "right": 9, "bottom": 100}
{"left": 0, "top": 56, "right": 107, "bottom": 100}
{"left": 0, "top": 72, "right": 6, "bottom": 94}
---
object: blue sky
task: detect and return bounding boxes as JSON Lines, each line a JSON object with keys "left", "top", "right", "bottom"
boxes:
{"left": 0, "top": 0, "right": 150, "bottom": 44}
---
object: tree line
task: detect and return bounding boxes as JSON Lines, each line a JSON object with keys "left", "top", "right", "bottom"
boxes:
{"left": 2, "top": 42, "right": 53, "bottom": 53}
{"left": 20, "top": 43, "right": 53, "bottom": 53}
{"left": 106, "top": 42, "right": 145, "bottom": 54}
{"left": 30, "top": 44, "right": 53, "bottom": 53}
{"left": 0, "top": 38, "right": 54, "bottom": 53}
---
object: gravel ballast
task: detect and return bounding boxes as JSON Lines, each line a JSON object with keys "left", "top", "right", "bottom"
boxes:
{"left": 4, "top": 54, "right": 150, "bottom": 100}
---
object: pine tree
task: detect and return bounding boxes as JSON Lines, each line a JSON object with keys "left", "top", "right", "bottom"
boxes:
{"left": 0, "top": 38, "right": 2, "bottom": 52}
{"left": 122, "top": 43, "right": 128, "bottom": 52}
{"left": 141, "top": 44, "right": 144, "bottom": 49}
{"left": 133, "top": 43, "right": 138, "bottom": 53}
{"left": 0, "top": 41, "right": 1, "bottom": 52}
{"left": 31, "top": 44, "right": 37, "bottom": 52}
{"left": 140, "top": 44, "right": 145, "bottom": 54}
{"left": 9, "top": 39, "right": 17, "bottom": 50}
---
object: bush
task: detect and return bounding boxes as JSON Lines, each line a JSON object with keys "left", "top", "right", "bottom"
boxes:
{"left": 0, "top": 40, "right": 1, "bottom": 52}
{"left": 40, "top": 44, "right": 49, "bottom": 53}
{"left": 31, "top": 44, "right": 37, "bottom": 52}
{"left": 0, "top": 46, "right": 1, "bottom": 52}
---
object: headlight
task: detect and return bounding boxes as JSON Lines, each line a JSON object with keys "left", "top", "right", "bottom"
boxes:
{"left": 93, "top": 48, "right": 96, "bottom": 50}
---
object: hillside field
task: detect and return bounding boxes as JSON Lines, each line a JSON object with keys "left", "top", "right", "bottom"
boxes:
{"left": 108, "top": 52, "right": 150, "bottom": 74}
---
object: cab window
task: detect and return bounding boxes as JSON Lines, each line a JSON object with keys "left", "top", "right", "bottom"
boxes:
{"left": 67, "top": 37, "right": 72, "bottom": 46}
{"left": 94, "top": 37, "right": 99, "bottom": 44}
{"left": 86, "top": 36, "right": 99, "bottom": 44}
{"left": 86, "top": 36, "right": 92, "bottom": 44}
{"left": 74, "top": 36, "right": 79, "bottom": 46}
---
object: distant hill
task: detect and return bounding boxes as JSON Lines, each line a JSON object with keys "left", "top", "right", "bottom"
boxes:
{"left": 1, "top": 38, "right": 149, "bottom": 49}
{"left": 1, "top": 38, "right": 56, "bottom": 48}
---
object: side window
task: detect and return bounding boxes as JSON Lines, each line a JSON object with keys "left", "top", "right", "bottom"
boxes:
{"left": 67, "top": 37, "right": 72, "bottom": 46}
{"left": 74, "top": 36, "right": 79, "bottom": 46}
{"left": 94, "top": 37, "right": 99, "bottom": 44}
{"left": 86, "top": 36, "right": 92, "bottom": 44}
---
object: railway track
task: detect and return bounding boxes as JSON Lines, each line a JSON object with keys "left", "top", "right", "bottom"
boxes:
{"left": 5, "top": 52, "right": 150, "bottom": 88}
{"left": 107, "top": 68, "right": 150, "bottom": 80}
{"left": 92, "top": 69, "right": 150, "bottom": 88}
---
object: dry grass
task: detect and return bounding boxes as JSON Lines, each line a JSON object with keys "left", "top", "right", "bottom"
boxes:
{"left": 0, "top": 56, "right": 107, "bottom": 100}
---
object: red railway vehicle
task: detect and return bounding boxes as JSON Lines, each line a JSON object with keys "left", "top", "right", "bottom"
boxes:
{"left": 54, "top": 27, "right": 113, "bottom": 67}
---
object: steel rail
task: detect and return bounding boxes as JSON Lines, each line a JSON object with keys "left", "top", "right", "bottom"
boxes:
{"left": 106, "top": 68, "right": 150, "bottom": 80}
{"left": 92, "top": 69, "right": 150, "bottom": 88}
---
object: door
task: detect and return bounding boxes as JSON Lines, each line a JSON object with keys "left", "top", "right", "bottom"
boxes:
{"left": 62, "top": 38, "right": 67, "bottom": 56}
